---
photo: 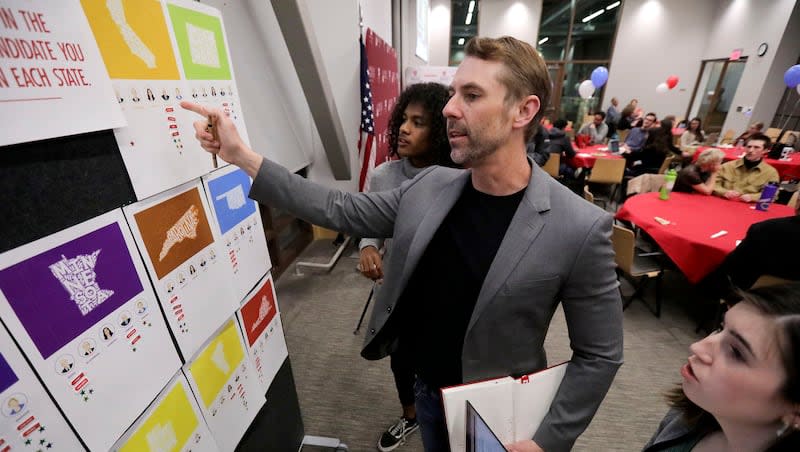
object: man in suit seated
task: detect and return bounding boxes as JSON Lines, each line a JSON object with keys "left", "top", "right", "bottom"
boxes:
{"left": 181, "top": 35, "right": 623, "bottom": 452}
{"left": 577, "top": 111, "right": 609, "bottom": 145}
{"left": 713, "top": 133, "right": 779, "bottom": 203}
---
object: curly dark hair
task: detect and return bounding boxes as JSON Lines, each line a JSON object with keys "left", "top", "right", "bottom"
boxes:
{"left": 386, "top": 82, "right": 455, "bottom": 167}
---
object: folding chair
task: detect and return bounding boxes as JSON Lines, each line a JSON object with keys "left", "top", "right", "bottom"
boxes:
{"left": 541, "top": 153, "right": 561, "bottom": 178}
{"left": 586, "top": 158, "right": 626, "bottom": 208}
{"left": 612, "top": 224, "right": 664, "bottom": 317}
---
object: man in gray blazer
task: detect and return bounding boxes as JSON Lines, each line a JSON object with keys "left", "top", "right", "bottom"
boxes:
{"left": 183, "top": 36, "right": 622, "bottom": 452}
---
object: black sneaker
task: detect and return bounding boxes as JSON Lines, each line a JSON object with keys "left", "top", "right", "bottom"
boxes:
{"left": 377, "top": 417, "right": 419, "bottom": 451}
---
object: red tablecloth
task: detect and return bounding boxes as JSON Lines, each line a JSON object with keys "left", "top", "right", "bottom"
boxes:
{"left": 568, "top": 144, "right": 624, "bottom": 168}
{"left": 615, "top": 192, "right": 794, "bottom": 283}
{"left": 694, "top": 146, "right": 800, "bottom": 181}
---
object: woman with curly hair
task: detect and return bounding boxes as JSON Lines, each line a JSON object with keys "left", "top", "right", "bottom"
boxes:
{"left": 644, "top": 283, "right": 800, "bottom": 452}
{"left": 357, "top": 81, "right": 455, "bottom": 452}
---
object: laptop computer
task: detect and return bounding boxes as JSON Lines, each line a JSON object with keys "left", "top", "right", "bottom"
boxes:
{"left": 466, "top": 400, "right": 508, "bottom": 452}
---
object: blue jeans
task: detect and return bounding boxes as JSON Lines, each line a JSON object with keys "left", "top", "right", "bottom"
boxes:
{"left": 414, "top": 378, "right": 451, "bottom": 451}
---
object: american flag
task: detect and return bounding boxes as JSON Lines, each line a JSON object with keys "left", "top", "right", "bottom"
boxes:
{"left": 357, "top": 35, "right": 375, "bottom": 192}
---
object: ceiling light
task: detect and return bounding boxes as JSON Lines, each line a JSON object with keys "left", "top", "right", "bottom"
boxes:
{"left": 465, "top": 11, "right": 473, "bottom": 25}
{"left": 538, "top": 37, "right": 549, "bottom": 45}
{"left": 581, "top": 9, "right": 605, "bottom": 23}
{"left": 606, "top": 1, "right": 621, "bottom": 10}
{"left": 468, "top": 0, "right": 475, "bottom": 14}
{"left": 458, "top": 37, "right": 465, "bottom": 45}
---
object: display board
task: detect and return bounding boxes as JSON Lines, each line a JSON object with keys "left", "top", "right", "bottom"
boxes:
{"left": 0, "top": 0, "right": 126, "bottom": 146}
{"left": 236, "top": 273, "right": 288, "bottom": 394}
{"left": 0, "top": 209, "right": 181, "bottom": 451}
{"left": 123, "top": 180, "right": 238, "bottom": 360}
{"left": 112, "top": 371, "right": 218, "bottom": 452}
{"left": 0, "top": 326, "right": 84, "bottom": 451}
{"left": 80, "top": 0, "right": 250, "bottom": 200}
{"left": 183, "top": 319, "right": 263, "bottom": 451}
{"left": 202, "top": 165, "right": 271, "bottom": 303}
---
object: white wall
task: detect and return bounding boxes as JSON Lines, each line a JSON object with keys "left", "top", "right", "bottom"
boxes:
{"left": 428, "top": 0, "right": 451, "bottom": 66}
{"left": 478, "top": 0, "right": 542, "bottom": 45}
{"left": 360, "top": 0, "right": 393, "bottom": 45}
{"left": 306, "top": 0, "right": 361, "bottom": 192}
{"left": 706, "top": 0, "right": 797, "bottom": 134}
{"left": 206, "top": 0, "right": 313, "bottom": 173}
{"left": 604, "top": 0, "right": 716, "bottom": 121}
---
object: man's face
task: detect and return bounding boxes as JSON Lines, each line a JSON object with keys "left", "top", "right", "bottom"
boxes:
{"left": 744, "top": 139, "right": 767, "bottom": 162}
{"left": 593, "top": 114, "right": 604, "bottom": 126}
{"left": 443, "top": 56, "right": 516, "bottom": 167}
{"left": 612, "top": 98, "right": 618, "bottom": 107}
{"left": 643, "top": 115, "right": 656, "bottom": 129}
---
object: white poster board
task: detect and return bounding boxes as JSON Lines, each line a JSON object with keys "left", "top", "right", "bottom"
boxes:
{"left": 183, "top": 319, "right": 263, "bottom": 451}
{"left": 80, "top": 0, "right": 251, "bottom": 199}
{"left": 0, "top": 0, "right": 125, "bottom": 146}
{"left": 405, "top": 65, "right": 456, "bottom": 87}
{"left": 111, "top": 371, "right": 218, "bottom": 452}
{"left": 123, "top": 179, "right": 239, "bottom": 360}
{"left": 0, "top": 327, "right": 84, "bottom": 451}
{"left": 235, "top": 273, "right": 288, "bottom": 394}
{"left": 202, "top": 165, "right": 271, "bottom": 304}
{"left": 0, "top": 209, "right": 181, "bottom": 452}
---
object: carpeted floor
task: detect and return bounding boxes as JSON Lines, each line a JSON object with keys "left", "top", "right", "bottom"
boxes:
{"left": 275, "top": 239, "right": 711, "bottom": 452}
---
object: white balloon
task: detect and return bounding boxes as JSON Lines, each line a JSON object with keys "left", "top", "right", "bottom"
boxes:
{"left": 656, "top": 82, "right": 669, "bottom": 94}
{"left": 578, "top": 80, "right": 595, "bottom": 99}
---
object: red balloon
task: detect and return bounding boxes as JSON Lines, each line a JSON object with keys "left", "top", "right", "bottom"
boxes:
{"left": 666, "top": 76, "right": 679, "bottom": 89}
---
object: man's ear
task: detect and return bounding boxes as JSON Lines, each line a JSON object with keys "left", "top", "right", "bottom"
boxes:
{"left": 513, "top": 94, "right": 540, "bottom": 130}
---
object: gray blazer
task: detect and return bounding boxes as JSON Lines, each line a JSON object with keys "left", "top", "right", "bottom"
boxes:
{"left": 250, "top": 157, "right": 624, "bottom": 451}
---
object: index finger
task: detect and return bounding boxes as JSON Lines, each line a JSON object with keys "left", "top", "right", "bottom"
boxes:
{"left": 180, "top": 101, "right": 209, "bottom": 117}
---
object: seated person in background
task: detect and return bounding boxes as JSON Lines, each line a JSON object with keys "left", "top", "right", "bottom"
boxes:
{"left": 735, "top": 121, "right": 764, "bottom": 145}
{"left": 577, "top": 111, "right": 609, "bottom": 144}
{"left": 545, "top": 118, "right": 577, "bottom": 177}
{"left": 616, "top": 104, "right": 636, "bottom": 131}
{"left": 673, "top": 148, "right": 724, "bottom": 195}
{"left": 769, "top": 132, "right": 798, "bottom": 159}
{"left": 526, "top": 127, "right": 551, "bottom": 167}
{"left": 680, "top": 117, "right": 705, "bottom": 149}
{"left": 357, "top": 82, "right": 455, "bottom": 451}
{"left": 643, "top": 283, "right": 800, "bottom": 452}
{"left": 623, "top": 112, "right": 656, "bottom": 152}
{"left": 622, "top": 117, "right": 677, "bottom": 177}
{"left": 713, "top": 133, "right": 779, "bottom": 202}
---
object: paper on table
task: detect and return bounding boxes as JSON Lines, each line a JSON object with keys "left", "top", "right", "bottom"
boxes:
{"left": 577, "top": 153, "right": 591, "bottom": 157}
{"left": 654, "top": 216, "right": 671, "bottom": 225}
{"left": 710, "top": 230, "right": 728, "bottom": 239}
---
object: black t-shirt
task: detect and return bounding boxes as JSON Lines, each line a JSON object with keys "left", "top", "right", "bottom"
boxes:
{"left": 397, "top": 179, "right": 525, "bottom": 388}
{"left": 673, "top": 164, "right": 710, "bottom": 193}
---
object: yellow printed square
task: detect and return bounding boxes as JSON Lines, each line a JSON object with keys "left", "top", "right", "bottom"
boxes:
{"left": 119, "top": 381, "right": 199, "bottom": 452}
{"left": 81, "top": 0, "right": 180, "bottom": 79}
{"left": 189, "top": 320, "right": 245, "bottom": 408}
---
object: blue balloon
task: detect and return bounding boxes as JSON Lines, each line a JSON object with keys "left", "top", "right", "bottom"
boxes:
{"left": 785, "top": 65, "right": 800, "bottom": 88}
{"left": 591, "top": 66, "right": 609, "bottom": 88}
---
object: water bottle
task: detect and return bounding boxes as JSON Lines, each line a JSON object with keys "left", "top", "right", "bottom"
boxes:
{"left": 660, "top": 168, "right": 677, "bottom": 200}
{"left": 756, "top": 182, "right": 779, "bottom": 211}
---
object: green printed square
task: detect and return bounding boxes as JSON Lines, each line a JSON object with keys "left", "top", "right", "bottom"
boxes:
{"left": 167, "top": 4, "right": 231, "bottom": 80}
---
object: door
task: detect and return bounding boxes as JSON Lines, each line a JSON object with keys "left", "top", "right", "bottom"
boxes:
{"left": 688, "top": 58, "right": 747, "bottom": 134}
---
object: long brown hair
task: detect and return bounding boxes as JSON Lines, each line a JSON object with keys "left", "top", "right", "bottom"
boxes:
{"left": 666, "top": 283, "right": 800, "bottom": 451}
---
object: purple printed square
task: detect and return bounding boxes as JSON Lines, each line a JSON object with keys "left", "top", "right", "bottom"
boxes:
{"left": 0, "top": 222, "right": 144, "bottom": 359}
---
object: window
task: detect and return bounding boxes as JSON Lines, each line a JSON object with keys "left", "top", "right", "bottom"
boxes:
{"left": 449, "top": 0, "right": 479, "bottom": 66}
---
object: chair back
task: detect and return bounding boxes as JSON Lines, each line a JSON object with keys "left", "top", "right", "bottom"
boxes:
{"left": 587, "top": 158, "right": 626, "bottom": 185}
{"left": 751, "top": 274, "right": 795, "bottom": 289}
{"left": 541, "top": 152, "right": 560, "bottom": 177}
{"left": 720, "top": 129, "right": 735, "bottom": 145}
{"left": 583, "top": 185, "right": 595, "bottom": 203}
{"left": 626, "top": 173, "right": 664, "bottom": 196}
{"left": 618, "top": 129, "right": 630, "bottom": 143}
{"left": 765, "top": 127, "right": 782, "bottom": 141}
{"left": 611, "top": 224, "right": 635, "bottom": 274}
{"left": 658, "top": 154, "right": 675, "bottom": 174}
{"left": 789, "top": 191, "right": 799, "bottom": 210}
{"left": 779, "top": 131, "right": 798, "bottom": 144}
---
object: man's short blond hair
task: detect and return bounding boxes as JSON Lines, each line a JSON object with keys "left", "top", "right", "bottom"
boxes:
{"left": 696, "top": 148, "right": 724, "bottom": 167}
{"left": 465, "top": 36, "right": 551, "bottom": 142}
